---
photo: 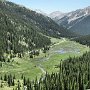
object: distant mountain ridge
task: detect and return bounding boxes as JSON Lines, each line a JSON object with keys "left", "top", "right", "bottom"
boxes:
{"left": 48, "top": 11, "right": 66, "bottom": 19}
{"left": 51, "top": 6, "right": 90, "bottom": 35}
{"left": 35, "top": 10, "right": 66, "bottom": 19}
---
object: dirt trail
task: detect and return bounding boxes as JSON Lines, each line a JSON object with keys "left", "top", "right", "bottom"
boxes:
{"left": 38, "top": 64, "right": 46, "bottom": 74}
{"left": 38, "top": 38, "right": 66, "bottom": 74}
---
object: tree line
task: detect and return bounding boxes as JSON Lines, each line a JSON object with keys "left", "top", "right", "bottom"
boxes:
{"left": 74, "top": 35, "right": 90, "bottom": 47}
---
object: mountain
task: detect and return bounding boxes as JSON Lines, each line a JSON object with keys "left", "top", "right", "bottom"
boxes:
{"left": 0, "top": 2, "right": 51, "bottom": 54}
{"left": 35, "top": 10, "right": 66, "bottom": 19}
{"left": 0, "top": 0, "right": 76, "bottom": 57}
{"left": 1, "top": 0, "right": 76, "bottom": 38}
{"left": 53, "top": 6, "right": 90, "bottom": 35}
{"left": 49, "top": 11, "right": 66, "bottom": 19}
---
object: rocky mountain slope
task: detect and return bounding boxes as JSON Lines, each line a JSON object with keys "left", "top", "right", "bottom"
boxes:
{"left": 48, "top": 11, "right": 66, "bottom": 19}
{"left": 52, "top": 6, "right": 90, "bottom": 35}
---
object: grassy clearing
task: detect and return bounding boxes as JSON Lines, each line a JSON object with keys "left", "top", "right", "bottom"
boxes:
{"left": 39, "top": 38, "right": 89, "bottom": 74}
{"left": 0, "top": 38, "right": 89, "bottom": 90}
{"left": 0, "top": 38, "right": 89, "bottom": 78}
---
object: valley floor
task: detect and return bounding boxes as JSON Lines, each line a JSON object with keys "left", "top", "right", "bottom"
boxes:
{"left": 0, "top": 38, "right": 89, "bottom": 90}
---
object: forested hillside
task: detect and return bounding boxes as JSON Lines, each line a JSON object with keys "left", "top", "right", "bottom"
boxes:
{"left": 0, "top": 12, "right": 51, "bottom": 55}
{"left": 74, "top": 35, "right": 90, "bottom": 46}
{"left": 0, "top": 0, "right": 77, "bottom": 58}
{"left": 0, "top": 0, "right": 76, "bottom": 38}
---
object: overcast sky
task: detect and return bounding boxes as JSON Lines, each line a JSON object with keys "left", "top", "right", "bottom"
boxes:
{"left": 7, "top": 0, "right": 90, "bottom": 14}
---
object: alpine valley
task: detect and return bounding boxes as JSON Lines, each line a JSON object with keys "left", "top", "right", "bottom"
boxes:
{"left": 0, "top": 0, "right": 90, "bottom": 90}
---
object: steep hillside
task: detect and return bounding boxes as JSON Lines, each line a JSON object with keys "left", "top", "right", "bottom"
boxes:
{"left": 74, "top": 35, "right": 90, "bottom": 46}
{"left": 0, "top": 0, "right": 51, "bottom": 57}
{"left": 69, "top": 15, "right": 90, "bottom": 35}
{"left": 0, "top": 0, "right": 77, "bottom": 57}
{"left": 0, "top": 1, "right": 76, "bottom": 38}
{"left": 53, "top": 6, "right": 90, "bottom": 35}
